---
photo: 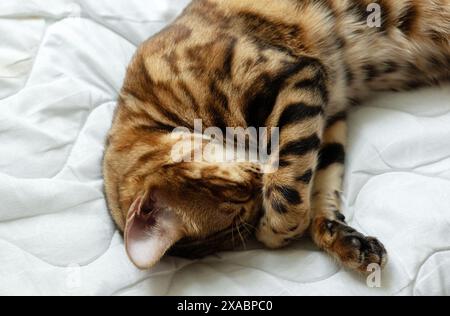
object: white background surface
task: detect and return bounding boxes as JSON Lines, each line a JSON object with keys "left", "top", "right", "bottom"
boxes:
{"left": 0, "top": 0, "right": 449, "bottom": 296}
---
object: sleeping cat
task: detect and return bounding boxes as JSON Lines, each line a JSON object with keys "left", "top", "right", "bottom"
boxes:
{"left": 103, "top": 0, "right": 449, "bottom": 272}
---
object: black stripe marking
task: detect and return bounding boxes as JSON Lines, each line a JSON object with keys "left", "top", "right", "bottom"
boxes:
{"left": 295, "top": 56, "right": 327, "bottom": 75}
{"left": 238, "top": 11, "right": 305, "bottom": 58}
{"left": 295, "top": 71, "right": 329, "bottom": 103}
{"left": 272, "top": 200, "right": 288, "bottom": 214}
{"left": 222, "top": 37, "right": 237, "bottom": 79}
{"left": 296, "top": 169, "right": 313, "bottom": 184}
{"left": 278, "top": 103, "right": 323, "bottom": 130}
{"left": 363, "top": 64, "right": 380, "bottom": 81}
{"left": 405, "top": 80, "right": 425, "bottom": 90}
{"left": 348, "top": 97, "right": 361, "bottom": 106}
{"left": 178, "top": 81, "right": 200, "bottom": 112}
{"left": 383, "top": 61, "right": 399, "bottom": 74}
{"left": 347, "top": 0, "right": 369, "bottom": 23}
{"left": 160, "top": 107, "right": 194, "bottom": 130}
{"left": 326, "top": 111, "right": 347, "bottom": 128}
{"left": 430, "top": 30, "right": 447, "bottom": 44}
{"left": 280, "top": 134, "right": 321, "bottom": 157}
{"left": 209, "top": 81, "right": 229, "bottom": 111}
{"left": 335, "top": 36, "right": 346, "bottom": 49}
{"left": 274, "top": 185, "right": 302, "bottom": 205}
{"left": 344, "top": 64, "right": 354, "bottom": 85}
{"left": 377, "top": 0, "right": 392, "bottom": 33}
{"left": 245, "top": 57, "right": 324, "bottom": 128}
{"left": 134, "top": 123, "right": 175, "bottom": 134}
{"left": 210, "top": 111, "right": 228, "bottom": 136}
{"left": 279, "top": 159, "right": 291, "bottom": 168}
{"left": 318, "top": 143, "right": 346, "bottom": 170}
{"left": 398, "top": 3, "right": 418, "bottom": 35}
{"left": 245, "top": 74, "right": 276, "bottom": 128}
{"left": 122, "top": 55, "right": 156, "bottom": 104}
{"left": 429, "top": 56, "right": 444, "bottom": 69}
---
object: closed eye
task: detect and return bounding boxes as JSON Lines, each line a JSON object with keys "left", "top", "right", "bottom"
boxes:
{"left": 219, "top": 205, "right": 240, "bottom": 216}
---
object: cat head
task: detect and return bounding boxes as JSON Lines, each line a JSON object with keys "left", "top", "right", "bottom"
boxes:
{"left": 104, "top": 130, "right": 263, "bottom": 269}
{"left": 103, "top": 12, "right": 269, "bottom": 269}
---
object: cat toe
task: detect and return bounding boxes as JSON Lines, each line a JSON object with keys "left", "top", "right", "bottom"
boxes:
{"left": 321, "top": 220, "right": 388, "bottom": 273}
{"left": 336, "top": 227, "right": 387, "bottom": 273}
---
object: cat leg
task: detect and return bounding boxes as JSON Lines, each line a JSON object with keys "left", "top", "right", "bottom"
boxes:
{"left": 256, "top": 59, "right": 326, "bottom": 248}
{"left": 310, "top": 113, "right": 388, "bottom": 273}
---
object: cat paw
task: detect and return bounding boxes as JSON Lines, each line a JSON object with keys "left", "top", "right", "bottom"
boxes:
{"left": 320, "top": 220, "right": 388, "bottom": 273}
{"left": 256, "top": 220, "right": 290, "bottom": 249}
{"left": 256, "top": 215, "right": 309, "bottom": 249}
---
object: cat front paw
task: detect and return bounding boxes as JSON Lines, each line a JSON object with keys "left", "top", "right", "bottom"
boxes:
{"left": 314, "top": 219, "right": 388, "bottom": 273}
{"left": 256, "top": 216, "right": 309, "bottom": 249}
{"left": 256, "top": 222, "right": 290, "bottom": 249}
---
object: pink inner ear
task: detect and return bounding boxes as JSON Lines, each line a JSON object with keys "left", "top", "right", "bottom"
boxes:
{"left": 124, "top": 195, "right": 183, "bottom": 269}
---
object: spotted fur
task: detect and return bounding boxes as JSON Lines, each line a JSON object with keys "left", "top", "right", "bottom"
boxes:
{"left": 104, "top": 0, "right": 449, "bottom": 272}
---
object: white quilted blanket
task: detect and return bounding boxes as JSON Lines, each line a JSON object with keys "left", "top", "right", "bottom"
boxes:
{"left": 1, "top": 0, "right": 449, "bottom": 296}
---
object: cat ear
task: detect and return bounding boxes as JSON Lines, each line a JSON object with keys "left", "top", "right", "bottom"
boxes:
{"left": 124, "top": 194, "right": 184, "bottom": 269}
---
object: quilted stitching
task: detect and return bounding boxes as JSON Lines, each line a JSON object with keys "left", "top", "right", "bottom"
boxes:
{"left": 0, "top": 0, "right": 449, "bottom": 296}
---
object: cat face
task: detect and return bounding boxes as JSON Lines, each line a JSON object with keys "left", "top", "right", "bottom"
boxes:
{"left": 102, "top": 8, "right": 271, "bottom": 269}
{"left": 104, "top": 133, "right": 263, "bottom": 268}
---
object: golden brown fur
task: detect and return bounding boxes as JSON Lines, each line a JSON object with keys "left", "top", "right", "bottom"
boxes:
{"left": 103, "top": 0, "right": 449, "bottom": 271}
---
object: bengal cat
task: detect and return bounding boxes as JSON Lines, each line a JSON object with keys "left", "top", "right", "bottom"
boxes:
{"left": 103, "top": 0, "right": 450, "bottom": 273}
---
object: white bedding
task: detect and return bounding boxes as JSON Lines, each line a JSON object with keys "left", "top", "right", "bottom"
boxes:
{"left": 0, "top": 0, "right": 449, "bottom": 296}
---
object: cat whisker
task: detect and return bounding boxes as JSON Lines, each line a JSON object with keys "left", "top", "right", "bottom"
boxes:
{"left": 235, "top": 221, "right": 247, "bottom": 250}
{"left": 241, "top": 224, "right": 253, "bottom": 236}
{"left": 239, "top": 217, "right": 257, "bottom": 230}
{"left": 231, "top": 221, "right": 236, "bottom": 249}
{"left": 238, "top": 216, "right": 255, "bottom": 236}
